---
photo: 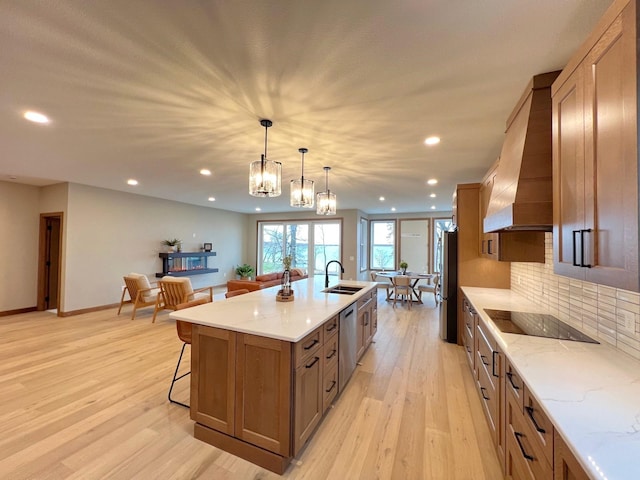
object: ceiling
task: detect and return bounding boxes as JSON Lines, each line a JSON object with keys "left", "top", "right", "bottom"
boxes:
{"left": 0, "top": 0, "right": 612, "bottom": 214}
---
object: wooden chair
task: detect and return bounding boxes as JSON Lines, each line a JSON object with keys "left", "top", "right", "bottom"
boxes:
{"left": 370, "top": 272, "right": 391, "bottom": 300}
{"left": 392, "top": 275, "right": 413, "bottom": 309}
{"left": 225, "top": 288, "right": 250, "bottom": 298}
{"left": 152, "top": 277, "right": 213, "bottom": 323}
{"left": 418, "top": 274, "right": 440, "bottom": 305}
{"left": 117, "top": 273, "right": 160, "bottom": 320}
{"left": 168, "top": 297, "right": 210, "bottom": 408}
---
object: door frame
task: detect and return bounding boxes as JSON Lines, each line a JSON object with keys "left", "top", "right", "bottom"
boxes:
{"left": 37, "top": 212, "right": 64, "bottom": 313}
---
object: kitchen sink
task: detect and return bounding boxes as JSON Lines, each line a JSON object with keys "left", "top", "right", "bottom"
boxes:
{"left": 323, "top": 285, "right": 364, "bottom": 295}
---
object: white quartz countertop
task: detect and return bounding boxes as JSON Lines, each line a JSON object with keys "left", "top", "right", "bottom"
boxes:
{"left": 462, "top": 286, "right": 640, "bottom": 480}
{"left": 170, "top": 277, "right": 376, "bottom": 342}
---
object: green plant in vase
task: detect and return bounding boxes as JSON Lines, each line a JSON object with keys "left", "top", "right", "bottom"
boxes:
{"left": 399, "top": 261, "right": 408, "bottom": 274}
{"left": 162, "top": 238, "right": 182, "bottom": 253}
{"left": 235, "top": 264, "right": 255, "bottom": 280}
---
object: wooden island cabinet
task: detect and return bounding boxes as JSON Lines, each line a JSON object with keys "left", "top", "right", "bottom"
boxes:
{"left": 177, "top": 281, "right": 378, "bottom": 474}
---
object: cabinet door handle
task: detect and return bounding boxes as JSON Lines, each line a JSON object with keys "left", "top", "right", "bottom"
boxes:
{"left": 305, "top": 357, "right": 320, "bottom": 369}
{"left": 572, "top": 230, "right": 580, "bottom": 266}
{"left": 506, "top": 371, "right": 520, "bottom": 390}
{"left": 326, "top": 349, "right": 337, "bottom": 360}
{"left": 480, "top": 354, "right": 489, "bottom": 366}
{"left": 326, "top": 324, "right": 337, "bottom": 332}
{"left": 480, "top": 387, "right": 490, "bottom": 401}
{"left": 525, "top": 406, "right": 546, "bottom": 434}
{"left": 325, "top": 380, "right": 337, "bottom": 393}
{"left": 466, "top": 345, "right": 472, "bottom": 354}
{"left": 514, "top": 432, "right": 535, "bottom": 461}
{"left": 580, "top": 229, "right": 592, "bottom": 268}
{"left": 304, "top": 339, "right": 319, "bottom": 350}
{"left": 492, "top": 350, "right": 499, "bottom": 377}
{"left": 487, "top": 239, "right": 493, "bottom": 255}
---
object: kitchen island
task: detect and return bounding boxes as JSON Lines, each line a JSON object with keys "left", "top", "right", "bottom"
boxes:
{"left": 171, "top": 277, "right": 377, "bottom": 474}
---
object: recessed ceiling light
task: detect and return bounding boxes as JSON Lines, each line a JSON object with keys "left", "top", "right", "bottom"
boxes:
{"left": 127, "top": 179, "right": 138, "bottom": 186}
{"left": 431, "top": 205, "right": 436, "bottom": 210}
{"left": 430, "top": 193, "right": 436, "bottom": 198}
{"left": 424, "top": 136, "right": 440, "bottom": 146}
{"left": 379, "top": 196, "right": 385, "bottom": 201}
{"left": 255, "top": 207, "right": 261, "bottom": 212}
{"left": 208, "top": 197, "right": 216, "bottom": 202}
{"left": 391, "top": 207, "right": 396, "bottom": 212}
{"left": 200, "top": 169, "right": 211, "bottom": 176}
{"left": 23, "top": 110, "right": 50, "bottom": 124}
{"left": 427, "top": 178, "right": 438, "bottom": 185}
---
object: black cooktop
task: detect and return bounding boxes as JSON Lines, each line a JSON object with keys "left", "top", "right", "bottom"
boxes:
{"left": 483, "top": 309, "right": 599, "bottom": 344}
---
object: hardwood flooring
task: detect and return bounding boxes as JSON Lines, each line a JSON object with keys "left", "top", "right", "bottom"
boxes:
{"left": 0, "top": 293, "right": 502, "bottom": 479}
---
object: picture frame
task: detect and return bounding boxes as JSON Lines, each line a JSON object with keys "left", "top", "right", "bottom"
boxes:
{"left": 203, "top": 242, "right": 212, "bottom": 252}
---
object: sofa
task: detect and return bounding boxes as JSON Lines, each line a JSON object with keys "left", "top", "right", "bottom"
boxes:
{"left": 226, "top": 268, "right": 308, "bottom": 292}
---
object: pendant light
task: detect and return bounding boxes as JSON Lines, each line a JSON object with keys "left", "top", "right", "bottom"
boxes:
{"left": 316, "top": 166, "right": 337, "bottom": 215}
{"left": 290, "top": 148, "right": 315, "bottom": 208}
{"left": 249, "top": 119, "right": 282, "bottom": 197}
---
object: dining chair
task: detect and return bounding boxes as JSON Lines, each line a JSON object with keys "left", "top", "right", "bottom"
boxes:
{"left": 392, "top": 275, "right": 413, "bottom": 309}
{"left": 225, "top": 288, "right": 250, "bottom": 298}
{"left": 370, "top": 272, "right": 391, "bottom": 300}
{"left": 418, "top": 274, "right": 440, "bottom": 305}
{"left": 152, "top": 276, "right": 213, "bottom": 323}
{"left": 168, "top": 297, "right": 211, "bottom": 408}
{"left": 118, "top": 273, "right": 160, "bottom": 320}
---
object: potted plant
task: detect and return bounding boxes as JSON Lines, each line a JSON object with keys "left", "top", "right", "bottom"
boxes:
{"left": 162, "top": 238, "right": 182, "bottom": 253}
{"left": 399, "top": 260, "right": 408, "bottom": 274}
{"left": 235, "top": 264, "right": 255, "bottom": 280}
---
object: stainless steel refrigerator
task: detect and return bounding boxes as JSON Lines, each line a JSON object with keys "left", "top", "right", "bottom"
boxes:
{"left": 439, "top": 229, "right": 458, "bottom": 343}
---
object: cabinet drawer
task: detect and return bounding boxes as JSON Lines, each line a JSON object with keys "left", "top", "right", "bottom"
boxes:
{"left": 523, "top": 387, "right": 554, "bottom": 467}
{"left": 294, "top": 327, "right": 322, "bottom": 367}
{"left": 477, "top": 354, "right": 498, "bottom": 435}
{"left": 323, "top": 334, "right": 339, "bottom": 371}
{"left": 476, "top": 321, "right": 498, "bottom": 391}
{"left": 505, "top": 358, "right": 525, "bottom": 412}
{"left": 463, "top": 322, "right": 475, "bottom": 374}
{"left": 357, "top": 295, "right": 371, "bottom": 310}
{"left": 323, "top": 314, "right": 339, "bottom": 339}
{"left": 506, "top": 394, "right": 553, "bottom": 479}
{"left": 322, "top": 363, "right": 339, "bottom": 413}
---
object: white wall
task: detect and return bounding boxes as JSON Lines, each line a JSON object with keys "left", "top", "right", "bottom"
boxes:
{"left": 0, "top": 181, "right": 40, "bottom": 311}
{"left": 62, "top": 183, "right": 247, "bottom": 312}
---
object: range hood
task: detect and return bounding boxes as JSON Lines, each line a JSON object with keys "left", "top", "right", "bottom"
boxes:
{"left": 484, "top": 71, "right": 560, "bottom": 233}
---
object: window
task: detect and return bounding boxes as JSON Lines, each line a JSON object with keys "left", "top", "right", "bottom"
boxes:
{"left": 370, "top": 220, "right": 396, "bottom": 270}
{"left": 433, "top": 218, "right": 453, "bottom": 273}
{"left": 258, "top": 220, "right": 341, "bottom": 275}
{"left": 359, "top": 217, "right": 368, "bottom": 271}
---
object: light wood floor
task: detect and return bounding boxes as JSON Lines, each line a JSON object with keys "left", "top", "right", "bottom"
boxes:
{"left": 0, "top": 292, "right": 502, "bottom": 479}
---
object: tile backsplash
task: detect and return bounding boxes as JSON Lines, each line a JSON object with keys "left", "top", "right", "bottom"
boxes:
{"left": 511, "top": 233, "right": 640, "bottom": 360}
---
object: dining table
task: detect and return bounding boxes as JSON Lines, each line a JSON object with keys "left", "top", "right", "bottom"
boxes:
{"left": 375, "top": 271, "right": 435, "bottom": 304}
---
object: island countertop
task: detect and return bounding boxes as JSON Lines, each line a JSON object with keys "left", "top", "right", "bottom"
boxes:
{"left": 462, "top": 286, "right": 640, "bottom": 480}
{"left": 170, "top": 277, "right": 376, "bottom": 342}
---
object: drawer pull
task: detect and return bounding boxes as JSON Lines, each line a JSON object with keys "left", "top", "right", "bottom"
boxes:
{"left": 326, "top": 323, "right": 337, "bottom": 332}
{"left": 480, "top": 387, "right": 490, "bottom": 401}
{"left": 525, "top": 406, "right": 546, "bottom": 434}
{"left": 466, "top": 346, "right": 471, "bottom": 354}
{"left": 480, "top": 354, "right": 489, "bottom": 366}
{"left": 304, "top": 339, "right": 319, "bottom": 350}
{"left": 325, "top": 380, "right": 337, "bottom": 393}
{"left": 514, "top": 432, "right": 535, "bottom": 461}
{"left": 492, "top": 350, "right": 499, "bottom": 377}
{"left": 326, "top": 349, "right": 337, "bottom": 360}
{"left": 305, "top": 357, "right": 320, "bottom": 369}
{"left": 506, "top": 372, "right": 520, "bottom": 390}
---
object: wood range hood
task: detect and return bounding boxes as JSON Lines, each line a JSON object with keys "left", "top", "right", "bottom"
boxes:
{"left": 484, "top": 71, "right": 561, "bottom": 233}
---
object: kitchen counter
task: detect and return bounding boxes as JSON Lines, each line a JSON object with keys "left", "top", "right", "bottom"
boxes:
{"left": 462, "top": 286, "right": 640, "bottom": 480}
{"left": 171, "top": 276, "right": 376, "bottom": 341}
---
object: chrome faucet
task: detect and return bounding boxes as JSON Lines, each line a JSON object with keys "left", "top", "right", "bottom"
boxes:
{"left": 325, "top": 260, "right": 345, "bottom": 288}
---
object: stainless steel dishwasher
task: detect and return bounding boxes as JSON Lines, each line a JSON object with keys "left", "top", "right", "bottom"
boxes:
{"left": 338, "top": 302, "right": 357, "bottom": 392}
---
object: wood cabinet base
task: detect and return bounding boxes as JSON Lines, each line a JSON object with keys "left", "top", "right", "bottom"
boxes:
{"left": 194, "top": 423, "right": 291, "bottom": 474}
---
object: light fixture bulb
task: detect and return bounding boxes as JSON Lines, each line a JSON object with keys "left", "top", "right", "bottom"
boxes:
{"left": 424, "top": 136, "right": 440, "bottom": 146}
{"left": 290, "top": 148, "right": 314, "bottom": 208}
{"left": 200, "top": 169, "right": 211, "bottom": 176}
{"left": 24, "top": 110, "right": 50, "bottom": 124}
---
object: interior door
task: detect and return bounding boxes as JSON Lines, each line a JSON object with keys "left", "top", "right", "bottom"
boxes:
{"left": 38, "top": 213, "right": 63, "bottom": 311}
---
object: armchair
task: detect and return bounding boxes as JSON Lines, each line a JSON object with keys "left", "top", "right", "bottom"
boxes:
{"left": 118, "top": 273, "right": 160, "bottom": 320}
{"left": 152, "top": 276, "right": 213, "bottom": 323}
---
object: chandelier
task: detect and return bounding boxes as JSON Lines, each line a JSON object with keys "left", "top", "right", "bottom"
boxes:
{"left": 316, "top": 166, "right": 337, "bottom": 215}
{"left": 249, "top": 119, "right": 281, "bottom": 197}
{"left": 290, "top": 148, "right": 314, "bottom": 208}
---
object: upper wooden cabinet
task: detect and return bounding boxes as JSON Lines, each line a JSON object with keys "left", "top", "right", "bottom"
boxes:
{"left": 552, "top": 0, "right": 639, "bottom": 291}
